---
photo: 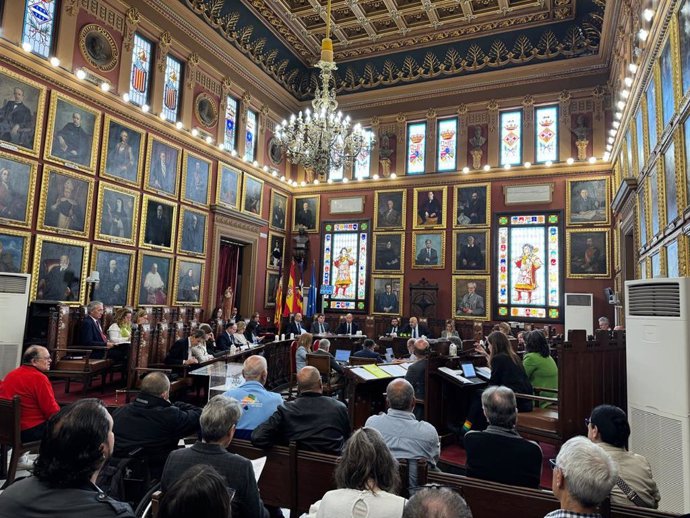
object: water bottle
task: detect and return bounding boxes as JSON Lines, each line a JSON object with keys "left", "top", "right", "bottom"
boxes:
{"left": 230, "top": 344, "right": 237, "bottom": 356}
{"left": 449, "top": 343, "right": 457, "bottom": 357}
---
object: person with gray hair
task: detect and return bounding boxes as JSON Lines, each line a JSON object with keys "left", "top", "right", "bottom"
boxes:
{"left": 464, "top": 386, "right": 543, "bottom": 488}
{"left": 312, "top": 337, "right": 345, "bottom": 383}
{"left": 161, "top": 395, "right": 269, "bottom": 518}
{"left": 598, "top": 316, "right": 610, "bottom": 331}
{"left": 224, "top": 355, "right": 284, "bottom": 439}
{"left": 79, "top": 300, "right": 127, "bottom": 361}
{"left": 403, "top": 486, "right": 473, "bottom": 518}
{"left": 546, "top": 436, "right": 618, "bottom": 517}
{"left": 365, "top": 378, "right": 440, "bottom": 485}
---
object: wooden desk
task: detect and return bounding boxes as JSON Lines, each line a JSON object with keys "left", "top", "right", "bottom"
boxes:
{"left": 344, "top": 363, "right": 409, "bottom": 428}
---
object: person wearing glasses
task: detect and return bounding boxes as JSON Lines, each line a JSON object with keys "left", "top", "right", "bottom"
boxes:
{"left": 0, "top": 345, "right": 60, "bottom": 442}
{"left": 586, "top": 405, "right": 660, "bottom": 509}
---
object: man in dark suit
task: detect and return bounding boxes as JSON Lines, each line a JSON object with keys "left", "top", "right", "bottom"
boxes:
{"left": 145, "top": 203, "right": 171, "bottom": 247}
{"left": 150, "top": 148, "right": 175, "bottom": 193}
{"left": 79, "top": 300, "right": 128, "bottom": 361}
{"left": 464, "top": 386, "right": 543, "bottom": 489}
{"left": 216, "top": 322, "right": 238, "bottom": 352}
{"left": 351, "top": 339, "right": 383, "bottom": 362}
{"left": 161, "top": 395, "right": 269, "bottom": 518}
{"left": 335, "top": 313, "right": 360, "bottom": 335}
{"left": 385, "top": 317, "right": 401, "bottom": 336}
{"left": 42, "top": 254, "right": 79, "bottom": 301}
{"left": 415, "top": 239, "right": 439, "bottom": 266}
{"left": 402, "top": 316, "right": 430, "bottom": 339}
{"left": 165, "top": 329, "right": 205, "bottom": 367}
{"left": 286, "top": 312, "right": 307, "bottom": 336}
{"left": 417, "top": 191, "right": 441, "bottom": 224}
{"left": 295, "top": 200, "right": 315, "bottom": 229}
{"left": 405, "top": 339, "right": 429, "bottom": 420}
{"left": 309, "top": 313, "right": 330, "bottom": 335}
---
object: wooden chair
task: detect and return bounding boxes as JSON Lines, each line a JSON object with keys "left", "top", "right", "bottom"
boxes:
{"left": 306, "top": 353, "right": 347, "bottom": 399}
{"left": 349, "top": 356, "right": 377, "bottom": 366}
{"left": 0, "top": 396, "right": 42, "bottom": 489}
{"left": 288, "top": 340, "right": 298, "bottom": 399}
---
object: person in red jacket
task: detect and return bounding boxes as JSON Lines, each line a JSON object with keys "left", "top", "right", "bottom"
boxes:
{"left": 0, "top": 345, "right": 60, "bottom": 442}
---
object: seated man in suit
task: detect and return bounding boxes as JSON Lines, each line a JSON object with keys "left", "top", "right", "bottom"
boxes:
{"left": 165, "top": 329, "right": 206, "bottom": 367}
{"left": 351, "top": 338, "right": 383, "bottom": 362}
{"left": 405, "top": 338, "right": 429, "bottom": 420}
{"left": 335, "top": 313, "right": 360, "bottom": 335}
{"left": 310, "top": 313, "right": 330, "bottom": 335}
{"left": 311, "top": 338, "right": 343, "bottom": 382}
{"left": 161, "top": 395, "right": 269, "bottom": 518}
{"left": 216, "top": 321, "right": 241, "bottom": 352}
{"left": 385, "top": 317, "right": 401, "bottom": 336}
{"left": 464, "top": 386, "right": 543, "bottom": 489}
{"left": 79, "top": 300, "right": 128, "bottom": 361}
{"left": 286, "top": 312, "right": 307, "bottom": 336}
{"left": 402, "top": 316, "right": 430, "bottom": 339}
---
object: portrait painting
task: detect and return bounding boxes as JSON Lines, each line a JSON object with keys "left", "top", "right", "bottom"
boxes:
{"left": 174, "top": 258, "right": 205, "bottom": 305}
{"left": 78, "top": 24, "right": 119, "bottom": 72}
{"left": 140, "top": 195, "right": 177, "bottom": 252}
{"left": 413, "top": 186, "right": 447, "bottom": 229}
{"left": 453, "top": 229, "right": 489, "bottom": 274}
{"left": 268, "top": 136, "right": 284, "bottom": 166}
{"left": 101, "top": 116, "right": 144, "bottom": 185}
{"left": 680, "top": 0, "right": 690, "bottom": 96}
{"left": 566, "top": 177, "right": 610, "bottom": 226}
{"left": 292, "top": 195, "right": 320, "bottom": 232}
{"left": 32, "top": 236, "right": 88, "bottom": 305}
{"left": 649, "top": 166, "right": 660, "bottom": 236}
{"left": 0, "top": 229, "right": 30, "bottom": 273}
{"left": 182, "top": 151, "right": 211, "bottom": 205}
{"left": 412, "top": 231, "right": 445, "bottom": 269}
{"left": 92, "top": 246, "right": 134, "bottom": 307}
{"left": 0, "top": 66, "right": 46, "bottom": 156}
{"left": 265, "top": 271, "right": 280, "bottom": 308}
{"left": 145, "top": 136, "right": 181, "bottom": 198}
{"left": 567, "top": 229, "right": 610, "bottom": 279}
{"left": 194, "top": 93, "right": 218, "bottom": 128}
{"left": 45, "top": 92, "right": 101, "bottom": 172}
{"left": 242, "top": 173, "right": 264, "bottom": 217}
{"left": 373, "top": 233, "right": 404, "bottom": 273}
{"left": 267, "top": 232, "right": 285, "bottom": 270}
{"left": 95, "top": 183, "right": 139, "bottom": 245}
{"left": 216, "top": 162, "right": 241, "bottom": 211}
{"left": 452, "top": 275, "right": 490, "bottom": 321}
{"left": 371, "top": 275, "right": 403, "bottom": 316}
{"left": 38, "top": 167, "right": 94, "bottom": 237}
{"left": 374, "top": 189, "right": 406, "bottom": 230}
{"left": 454, "top": 184, "right": 490, "bottom": 227}
{"left": 660, "top": 40, "right": 675, "bottom": 129}
{"left": 663, "top": 141, "right": 678, "bottom": 225}
{"left": 178, "top": 207, "right": 207, "bottom": 256}
{"left": 0, "top": 152, "right": 37, "bottom": 227}
{"left": 136, "top": 252, "right": 172, "bottom": 306}
{"left": 269, "top": 190, "right": 288, "bottom": 231}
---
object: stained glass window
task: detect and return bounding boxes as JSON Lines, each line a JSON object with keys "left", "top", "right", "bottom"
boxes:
{"left": 649, "top": 166, "right": 660, "bottom": 236}
{"left": 22, "top": 0, "right": 58, "bottom": 58}
{"left": 626, "top": 130, "right": 634, "bottom": 175}
{"left": 664, "top": 141, "right": 677, "bottom": 223}
{"left": 354, "top": 130, "right": 374, "bottom": 179}
{"left": 224, "top": 96, "right": 238, "bottom": 152}
{"left": 667, "top": 240, "right": 679, "bottom": 278}
{"left": 660, "top": 41, "right": 675, "bottom": 129}
{"left": 129, "top": 34, "right": 153, "bottom": 107}
{"left": 437, "top": 118, "right": 458, "bottom": 172}
{"left": 635, "top": 107, "right": 645, "bottom": 171}
{"left": 496, "top": 212, "right": 562, "bottom": 322}
{"left": 244, "top": 109, "right": 257, "bottom": 162}
{"left": 638, "top": 186, "right": 647, "bottom": 247}
{"left": 646, "top": 79, "right": 658, "bottom": 152}
{"left": 161, "top": 55, "right": 182, "bottom": 122}
{"left": 406, "top": 122, "right": 426, "bottom": 175}
{"left": 500, "top": 110, "right": 522, "bottom": 166}
{"left": 535, "top": 106, "right": 558, "bottom": 163}
{"left": 321, "top": 221, "right": 369, "bottom": 312}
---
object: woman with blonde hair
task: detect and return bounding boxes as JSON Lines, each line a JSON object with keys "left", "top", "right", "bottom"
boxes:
{"left": 107, "top": 307, "right": 132, "bottom": 344}
{"left": 295, "top": 332, "right": 313, "bottom": 372}
{"left": 234, "top": 320, "right": 250, "bottom": 348}
{"left": 134, "top": 308, "right": 149, "bottom": 325}
{"left": 440, "top": 319, "right": 459, "bottom": 339}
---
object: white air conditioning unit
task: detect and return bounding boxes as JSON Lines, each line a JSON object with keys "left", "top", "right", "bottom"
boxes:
{"left": 0, "top": 273, "right": 31, "bottom": 379}
{"left": 564, "top": 293, "right": 593, "bottom": 336}
{"left": 625, "top": 278, "right": 690, "bottom": 514}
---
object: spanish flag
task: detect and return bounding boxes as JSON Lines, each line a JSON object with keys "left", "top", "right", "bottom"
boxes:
{"left": 283, "top": 260, "right": 300, "bottom": 317}
{"left": 274, "top": 275, "right": 283, "bottom": 326}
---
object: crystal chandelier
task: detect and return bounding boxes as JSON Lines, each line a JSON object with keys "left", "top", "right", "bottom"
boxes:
{"left": 275, "top": 0, "right": 375, "bottom": 181}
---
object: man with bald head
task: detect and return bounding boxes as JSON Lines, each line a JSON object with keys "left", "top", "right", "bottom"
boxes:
{"left": 252, "top": 366, "right": 350, "bottom": 453}
{"left": 405, "top": 338, "right": 430, "bottom": 420}
{"left": 366, "top": 378, "right": 440, "bottom": 484}
{"left": 223, "top": 355, "right": 284, "bottom": 439}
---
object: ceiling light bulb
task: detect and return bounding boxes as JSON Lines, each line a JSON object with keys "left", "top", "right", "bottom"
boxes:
{"left": 50, "top": 57, "right": 60, "bottom": 67}
{"left": 603, "top": 152, "right": 611, "bottom": 161}
{"left": 327, "top": 178, "right": 333, "bottom": 184}
{"left": 588, "top": 156, "right": 597, "bottom": 164}
{"left": 638, "top": 29, "right": 649, "bottom": 41}
{"left": 301, "top": 181, "right": 306, "bottom": 186}
{"left": 75, "top": 69, "right": 86, "bottom": 80}
{"left": 628, "top": 63, "right": 638, "bottom": 74}
{"left": 159, "top": 112, "right": 167, "bottom": 121}
{"left": 314, "top": 179, "right": 320, "bottom": 184}
{"left": 372, "top": 174, "right": 379, "bottom": 180}
{"left": 206, "top": 136, "right": 213, "bottom": 144}
{"left": 191, "top": 129, "right": 198, "bottom": 137}
{"left": 390, "top": 173, "right": 397, "bottom": 179}
{"left": 122, "top": 93, "right": 130, "bottom": 103}
{"left": 566, "top": 157, "right": 575, "bottom": 165}
{"left": 613, "top": 120, "right": 620, "bottom": 129}
{"left": 621, "top": 89, "right": 630, "bottom": 99}
{"left": 280, "top": 175, "right": 285, "bottom": 181}
{"left": 624, "top": 77, "right": 633, "bottom": 87}
{"left": 342, "top": 177, "right": 349, "bottom": 183}
{"left": 263, "top": 165, "right": 269, "bottom": 172}
{"left": 141, "top": 104, "right": 150, "bottom": 113}
{"left": 483, "top": 164, "right": 491, "bottom": 171}
{"left": 608, "top": 136, "right": 615, "bottom": 144}
{"left": 253, "top": 160, "right": 259, "bottom": 167}
{"left": 231, "top": 150, "right": 238, "bottom": 157}
{"left": 176, "top": 121, "right": 183, "bottom": 130}
{"left": 462, "top": 167, "right": 470, "bottom": 174}
{"left": 616, "top": 100, "right": 626, "bottom": 110}
{"left": 503, "top": 164, "right": 511, "bottom": 170}
{"left": 218, "top": 143, "right": 225, "bottom": 150}
{"left": 545, "top": 160, "right": 553, "bottom": 167}
{"left": 609, "top": 128, "right": 617, "bottom": 136}
{"left": 615, "top": 111, "right": 623, "bottom": 120}
{"left": 272, "top": 170, "right": 278, "bottom": 176}
{"left": 22, "top": 42, "right": 32, "bottom": 52}
{"left": 643, "top": 9, "right": 654, "bottom": 22}
{"left": 100, "top": 82, "right": 111, "bottom": 92}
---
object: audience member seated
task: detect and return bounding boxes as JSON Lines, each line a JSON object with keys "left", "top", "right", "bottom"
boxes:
{"left": 107, "top": 307, "right": 132, "bottom": 345}
{"left": 216, "top": 321, "right": 238, "bottom": 352}
{"left": 191, "top": 330, "right": 215, "bottom": 363}
{"left": 228, "top": 307, "right": 240, "bottom": 324}
{"left": 385, "top": 317, "right": 401, "bottom": 336}
{"left": 440, "top": 319, "right": 459, "bottom": 339}
{"left": 165, "top": 329, "right": 205, "bottom": 367}
{"left": 587, "top": 404, "right": 660, "bottom": 508}
{"left": 404, "top": 338, "right": 416, "bottom": 360}
{"left": 134, "top": 308, "right": 149, "bottom": 326}
{"left": 464, "top": 386, "right": 543, "bottom": 489}
{"left": 158, "top": 465, "right": 230, "bottom": 518}
{"left": 286, "top": 312, "right": 307, "bottom": 336}
{"left": 112, "top": 372, "right": 201, "bottom": 477}
{"left": 312, "top": 338, "right": 344, "bottom": 382}
{"left": 161, "top": 395, "right": 269, "bottom": 518}
{"left": 598, "top": 316, "right": 611, "bottom": 332}
{"left": 522, "top": 330, "right": 558, "bottom": 408}
{"left": 295, "top": 332, "right": 314, "bottom": 372}
{"left": 464, "top": 331, "right": 533, "bottom": 433}
{"left": 305, "top": 428, "right": 406, "bottom": 518}
{"left": 546, "top": 436, "right": 618, "bottom": 518}
{"left": 336, "top": 313, "right": 360, "bottom": 335}
{"left": 352, "top": 338, "right": 383, "bottom": 362}
{"left": 246, "top": 319, "right": 264, "bottom": 344}
{"left": 209, "top": 306, "right": 225, "bottom": 325}
{"left": 365, "top": 379, "right": 440, "bottom": 484}
{"left": 224, "top": 356, "right": 284, "bottom": 439}
{"left": 0, "top": 399, "right": 135, "bottom": 517}
{"left": 0, "top": 345, "right": 60, "bottom": 442}
{"left": 80, "top": 300, "right": 127, "bottom": 361}
{"left": 403, "top": 485, "right": 473, "bottom": 518}
{"left": 405, "top": 339, "right": 429, "bottom": 420}
{"left": 402, "top": 317, "right": 429, "bottom": 339}
{"left": 250, "top": 312, "right": 263, "bottom": 332}
{"left": 310, "top": 313, "right": 330, "bottom": 335}
{"left": 492, "top": 322, "right": 512, "bottom": 336}
{"left": 251, "top": 366, "right": 350, "bottom": 454}
{"left": 235, "top": 321, "right": 251, "bottom": 348}
{"left": 198, "top": 323, "right": 222, "bottom": 356}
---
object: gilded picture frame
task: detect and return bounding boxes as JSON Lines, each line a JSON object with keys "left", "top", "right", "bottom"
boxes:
{"left": 267, "top": 231, "right": 285, "bottom": 270}
{"left": 45, "top": 91, "right": 101, "bottom": 173}
{"left": 91, "top": 245, "right": 135, "bottom": 307}
{"left": 0, "top": 151, "right": 38, "bottom": 228}
{"left": 452, "top": 275, "right": 490, "bottom": 321}
{"left": 182, "top": 150, "right": 211, "bottom": 206}
{"left": 269, "top": 190, "right": 288, "bottom": 231}
{"left": 32, "top": 235, "right": 89, "bottom": 305}
{"left": 566, "top": 176, "right": 611, "bottom": 226}
{"left": 292, "top": 195, "right": 320, "bottom": 233}
{"left": 452, "top": 229, "right": 490, "bottom": 274}
{"left": 371, "top": 275, "right": 403, "bottom": 316}
{"left": 144, "top": 135, "right": 182, "bottom": 199}
{"left": 194, "top": 92, "right": 218, "bottom": 129}
{"left": 241, "top": 173, "right": 264, "bottom": 217}
{"left": 373, "top": 232, "right": 405, "bottom": 273}
{"left": 101, "top": 115, "right": 145, "bottom": 186}
{"left": 412, "top": 186, "right": 448, "bottom": 229}
{"left": 453, "top": 183, "right": 491, "bottom": 227}
{"left": 78, "top": 23, "right": 119, "bottom": 73}
{"left": 140, "top": 194, "right": 177, "bottom": 253}
{"left": 412, "top": 231, "right": 445, "bottom": 269}
{"left": 0, "top": 228, "right": 31, "bottom": 273}
{"left": 95, "top": 182, "right": 140, "bottom": 246}
{"left": 135, "top": 251, "right": 173, "bottom": 306}
{"left": 173, "top": 257, "right": 205, "bottom": 306}
{"left": 265, "top": 270, "right": 280, "bottom": 308}
{"left": 216, "top": 162, "right": 242, "bottom": 211}
{"left": 374, "top": 189, "right": 406, "bottom": 230}
{"left": 37, "top": 166, "right": 94, "bottom": 238}
{"left": 178, "top": 206, "right": 207, "bottom": 257}
{"left": 0, "top": 65, "right": 47, "bottom": 157}
{"left": 566, "top": 228, "right": 610, "bottom": 279}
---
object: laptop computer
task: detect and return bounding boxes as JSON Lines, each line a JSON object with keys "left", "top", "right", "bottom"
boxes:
{"left": 460, "top": 362, "right": 484, "bottom": 384}
{"left": 384, "top": 347, "right": 394, "bottom": 363}
{"left": 335, "top": 349, "right": 351, "bottom": 364}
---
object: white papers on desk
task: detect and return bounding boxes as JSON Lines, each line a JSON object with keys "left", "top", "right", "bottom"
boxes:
{"left": 476, "top": 366, "right": 491, "bottom": 379}
{"left": 251, "top": 456, "right": 267, "bottom": 483}
{"left": 378, "top": 364, "right": 408, "bottom": 377}
{"left": 350, "top": 367, "right": 379, "bottom": 380}
{"left": 438, "top": 366, "right": 473, "bottom": 384}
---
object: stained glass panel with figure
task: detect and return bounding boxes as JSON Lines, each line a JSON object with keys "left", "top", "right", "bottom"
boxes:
{"left": 500, "top": 110, "right": 522, "bottom": 166}
{"left": 321, "top": 221, "right": 369, "bottom": 312}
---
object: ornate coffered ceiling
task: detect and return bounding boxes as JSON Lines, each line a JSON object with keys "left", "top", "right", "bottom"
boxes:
{"left": 183, "top": 0, "right": 608, "bottom": 99}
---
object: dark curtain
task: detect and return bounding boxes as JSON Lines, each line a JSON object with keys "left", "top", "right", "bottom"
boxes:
{"left": 216, "top": 243, "right": 241, "bottom": 318}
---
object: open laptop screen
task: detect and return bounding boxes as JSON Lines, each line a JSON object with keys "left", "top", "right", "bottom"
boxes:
{"left": 462, "top": 363, "right": 477, "bottom": 378}
{"left": 335, "top": 349, "right": 351, "bottom": 363}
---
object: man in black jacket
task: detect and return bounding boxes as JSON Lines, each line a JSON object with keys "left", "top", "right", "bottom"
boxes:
{"left": 165, "top": 329, "right": 205, "bottom": 367}
{"left": 311, "top": 338, "right": 343, "bottom": 380}
{"left": 335, "top": 313, "right": 360, "bottom": 335}
{"left": 161, "top": 395, "right": 269, "bottom": 518}
{"left": 405, "top": 338, "right": 429, "bottom": 420}
{"left": 402, "top": 316, "right": 430, "bottom": 339}
{"left": 251, "top": 366, "right": 350, "bottom": 454}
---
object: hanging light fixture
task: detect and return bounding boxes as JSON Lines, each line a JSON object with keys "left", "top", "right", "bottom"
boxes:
{"left": 274, "top": 0, "right": 374, "bottom": 181}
